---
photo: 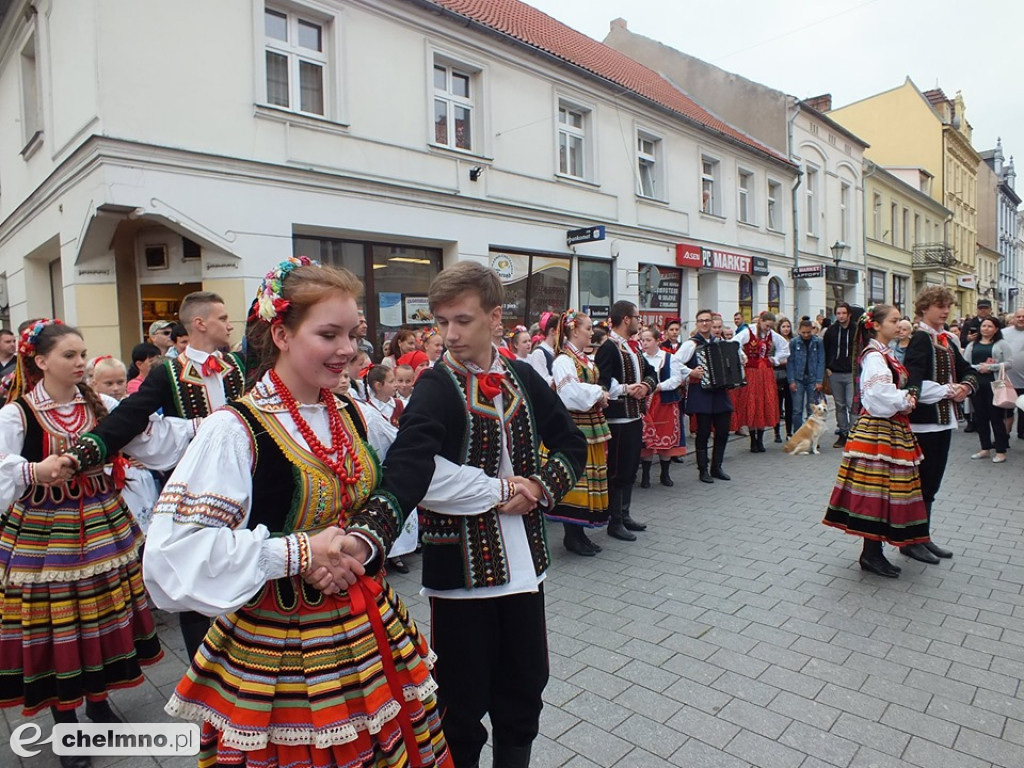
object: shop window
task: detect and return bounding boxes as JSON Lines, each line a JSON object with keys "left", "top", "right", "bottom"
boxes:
{"left": 293, "top": 236, "right": 441, "bottom": 355}
{"left": 490, "top": 251, "right": 571, "bottom": 331}
{"left": 637, "top": 265, "right": 682, "bottom": 329}
{"left": 578, "top": 258, "right": 613, "bottom": 320}
{"left": 768, "top": 277, "right": 782, "bottom": 314}
{"left": 738, "top": 274, "right": 753, "bottom": 322}
{"left": 869, "top": 269, "right": 886, "bottom": 305}
{"left": 264, "top": 5, "right": 329, "bottom": 116}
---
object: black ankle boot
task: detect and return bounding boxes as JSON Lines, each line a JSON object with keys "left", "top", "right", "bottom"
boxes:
{"left": 750, "top": 433, "right": 759, "bottom": 452}
{"left": 774, "top": 425, "right": 782, "bottom": 443}
{"left": 756, "top": 429, "right": 767, "bottom": 452}
{"left": 86, "top": 699, "right": 122, "bottom": 723}
{"left": 640, "top": 460, "right": 652, "bottom": 489}
{"left": 860, "top": 539, "right": 899, "bottom": 577}
{"left": 620, "top": 487, "right": 647, "bottom": 531}
{"left": 52, "top": 708, "right": 92, "bottom": 768}
{"left": 564, "top": 524, "right": 595, "bottom": 556}
{"left": 659, "top": 460, "right": 674, "bottom": 487}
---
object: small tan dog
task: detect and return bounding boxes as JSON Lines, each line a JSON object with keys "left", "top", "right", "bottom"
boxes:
{"left": 783, "top": 400, "right": 829, "bottom": 455}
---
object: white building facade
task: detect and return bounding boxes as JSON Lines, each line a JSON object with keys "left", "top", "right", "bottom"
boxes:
{"left": 0, "top": 0, "right": 796, "bottom": 357}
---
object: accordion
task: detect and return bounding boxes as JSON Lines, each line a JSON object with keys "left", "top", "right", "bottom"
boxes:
{"left": 697, "top": 341, "right": 746, "bottom": 390}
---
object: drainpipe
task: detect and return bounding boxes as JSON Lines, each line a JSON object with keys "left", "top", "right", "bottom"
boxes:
{"left": 862, "top": 161, "right": 878, "bottom": 310}
{"left": 789, "top": 101, "right": 803, "bottom": 319}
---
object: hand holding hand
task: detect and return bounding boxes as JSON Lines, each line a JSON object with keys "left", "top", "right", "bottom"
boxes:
{"left": 499, "top": 477, "right": 542, "bottom": 516}
{"left": 950, "top": 384, "right": 968, "bottom": 403}
{"left": 33, "top": 454, "right": 76, "bottom": 486}
{"left": 307, "top": 528, "right": 366, "bottom": 594}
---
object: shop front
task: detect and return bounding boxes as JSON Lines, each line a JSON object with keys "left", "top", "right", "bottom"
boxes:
{"left": 577, "top": 257, "right": 614, "bottom": 322}
{"left": 637, "top": 263, "right": 683, "bottom": 330}
{"left": 825, "top": 265, "right": 860, "bottom": 313}
{"left": 490, "top": 249, "right": 572, "bottom": 331}
{"left": 677, "top": 243, "right": 769, "bottom": 322}
{"left": 293, "top": 236, "right": 442, "bottom": 355}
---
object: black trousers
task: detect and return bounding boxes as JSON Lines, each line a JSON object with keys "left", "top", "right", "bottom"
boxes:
{"left": 776, "top": 376, "right": 792, "bottom": 432}
{"left": 914, "top": 429, "right": 952, "bottom": 533}
{"left": 431, "top": 589, "right": 548, "bottom": 768}
{"left": 607, "top": 419, "right": 644, "bottom": 490}
{"left": 970, "top": 384, "right": 1009, "bottom": 452}
{"left": 180, "top": 611, "right": 211, "bottom": 661}
{"left": 695, "top": 411, "right": 732, "bottom": 470}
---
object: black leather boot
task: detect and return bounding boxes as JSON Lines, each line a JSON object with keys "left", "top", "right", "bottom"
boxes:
{"left": 697, "top": 450, "right": 713, "bottom": 483}
{"left": 640, "top": 460, "right": 652, "bottom": 488}
{"left": 606, "top": 488, "right": 635, "bottom": 541}
{"left": 620, "top": 487, "right": 647, "bottom": 531}
{"left": 659, "top": 460, "right": 674, "bottom": 487}
{"left": 750, "top": 433, "right": 759, "bottom": 452}
{"left": 564, "top": 524, "right": 595, "bottom": 557}
{"left": 860, "top": 539, "right": 900, "bottom": 577}
{"left": 756, "top": 429, "right": 767, "bottom": 452}
{"left": 774, "top": 425, "right": 782, "bottom": 443}
{"left": 85, "top": 699, "right": 122, "bottom": 723}
{"left": 52, "top": 708, "right": 92, "bottom": 768}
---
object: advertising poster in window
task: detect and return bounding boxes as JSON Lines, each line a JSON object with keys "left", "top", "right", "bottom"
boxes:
{"left": 491, "top": 252, "right": 530, "bottom": 328}
{"left": 378, "top": 292, "right": 403, "bottom": 327}
{"left": 637, "top": 264, "right": 681, "bottom": 329}
{"left": 404, "top": 296, "right": 433, "bottom": 324}
{"left": 527, "top": 256, "right": 570, "bottom": 324}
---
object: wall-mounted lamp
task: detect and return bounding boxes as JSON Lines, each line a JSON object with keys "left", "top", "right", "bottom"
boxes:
{"left": 830, "top": 240, "right": 848, "bottom": 266}
{"left": 469, "top": 166, "right": 484, "bottom": 182}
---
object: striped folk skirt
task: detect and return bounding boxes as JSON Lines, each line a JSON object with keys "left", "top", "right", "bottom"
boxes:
{"left": 0, "top": 477, "right": 161, "bottom": 714}
{"left": 166, "top": 575, "right": 451, "bottom": 768}
{"left": 823, "top": 414, "right": 930, "bottom": 545}
{"left": 547, "top": 409, "right": 611, "bottom": 528}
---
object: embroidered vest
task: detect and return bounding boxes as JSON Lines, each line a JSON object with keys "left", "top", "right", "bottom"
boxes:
{"left": 165, "top": 352, "right": 246, "bottom": 419}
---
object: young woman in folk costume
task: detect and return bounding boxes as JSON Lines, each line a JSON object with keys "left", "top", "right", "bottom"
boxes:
{"left": 823, "top": 305, "right": 927, "bottom": 578}
{"left": 548, "top": 309, "right": 611, "bottom": 557}
{"left": 0, "top": 321, "right": 194, "bottom": 768}
{"left": 732, "top": 311, "right": 790, "bottom": 452}
{"left": 144, "top": 257, "right": 452, "bottom": 768}
{"left": 638, "top": 328, "right": 686, "bottom": 488}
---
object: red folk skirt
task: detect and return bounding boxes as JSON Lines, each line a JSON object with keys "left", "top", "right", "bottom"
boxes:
{"left": 731, "top": 364, "right": 778, "bottom": 430}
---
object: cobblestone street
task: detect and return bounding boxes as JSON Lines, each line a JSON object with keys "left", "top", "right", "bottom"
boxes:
{"left": 5, "top": 427, "right": 1024, "bottom": 768}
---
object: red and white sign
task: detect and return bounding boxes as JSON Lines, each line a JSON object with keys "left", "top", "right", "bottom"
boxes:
{"left": 676, "top": 243, "right": 753, "bottom": 274}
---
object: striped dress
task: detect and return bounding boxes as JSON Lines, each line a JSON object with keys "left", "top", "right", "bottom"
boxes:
{"left": 823, "top": 341, "right": 929, "bottom": 544}
{"left": 145, "top": 375, "right": 450, "bottom": 768}
{"left": 0, "top": 383, "right": 192, "bottom": 715}
{"left": 547, "top": 347, "right": 610, "bottom": 528}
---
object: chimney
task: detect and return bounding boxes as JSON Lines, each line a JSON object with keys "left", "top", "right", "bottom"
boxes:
{"left": 804, "top": 94, "right": 833, "bottom": 112}
{"left": 610, "top": 17, "right": 628, "bottom": 32}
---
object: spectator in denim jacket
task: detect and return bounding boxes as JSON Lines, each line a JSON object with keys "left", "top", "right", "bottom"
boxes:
{"left": 787, "top": 319, "right": 826, "bottom": 430}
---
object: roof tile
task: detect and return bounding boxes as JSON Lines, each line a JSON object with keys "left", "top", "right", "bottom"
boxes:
{"left": 423, "top": 0, "right": 789, "bottom": 164}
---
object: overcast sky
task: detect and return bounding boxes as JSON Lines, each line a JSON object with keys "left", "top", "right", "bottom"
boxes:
{"left": 527, "top": 0, "right": 1022, "bottom": 185}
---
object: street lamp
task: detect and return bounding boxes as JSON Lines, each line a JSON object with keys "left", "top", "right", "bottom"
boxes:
{"left": 830, "top": 240, "right": 849, "bottom": 266}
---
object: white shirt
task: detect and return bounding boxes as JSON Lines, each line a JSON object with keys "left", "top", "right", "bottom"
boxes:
{"left": 859, "top": 341, "right": 913, "bottom": 418}
{"left": 183, "top": 345, "right": 229, "bottom": 411}
{"left": 527, "top": 341, "right": 556, "bottom": 386}
{"left": 910, "top": 323, "right": 968, "bottom": 434}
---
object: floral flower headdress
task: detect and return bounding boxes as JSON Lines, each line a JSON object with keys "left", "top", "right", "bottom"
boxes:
{"left": 18, "top": 318, "right": 62, "bottom": 357}
{"left": 253, "top": 256, "right": 318, "bottom": 325}
{"left": 422, "top": 326, "right": 441, "bottom": 341}
{"left": 860, "top": 305, "right": 877, "bottom": 331}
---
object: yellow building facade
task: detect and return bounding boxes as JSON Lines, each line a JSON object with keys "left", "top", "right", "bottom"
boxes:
{"left": 829, "top": 79, "right": 981, "bottom": 312}
{"left": 863, "top": 162, "right": 952, "bottom": 317}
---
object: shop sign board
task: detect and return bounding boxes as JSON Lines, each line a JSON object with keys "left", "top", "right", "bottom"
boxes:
{"left": 566, "top": 225, "right": 606, "bottom": 246}
{"left": 791, "top": 264, "right": 825, "bottom": 279}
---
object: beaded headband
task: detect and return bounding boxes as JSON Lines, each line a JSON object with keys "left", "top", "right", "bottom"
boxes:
{"left": 18, "top": 319, "right": 62, "bottom": 357}
{"left": 254, "top": 256, "right": 318, "bottom": 325}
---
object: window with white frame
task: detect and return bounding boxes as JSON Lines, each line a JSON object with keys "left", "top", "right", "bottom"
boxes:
{"left": 264, "top": 6, "right": 327, "bottom": 116}
{"left": 840, "top": 182, "right": 851, "bottom": 242}
{"left": 890, "top": 203, "right": 898, "bottom": 245}
{"left": 873, "top": 193, "right": 882, "bottom": 239}
{"left": 738, "top": 170, "right": 753, "bottom": 224}
{"left": 767, "top": 179, "right": 782, "bottom": 230}
{"left": 914, "top": 214, "right": 921, "bottom": 247}
{"left": 701, "top": 156, "right": 719, "bottom": 214}
{"left": 805, "top": 166, "right": 818, "bottom": 235}
{"left": 434, "top": 57, "right": 476, "bottom": 152}
{"left": 636, "top": 132, "right": 660, "bottom": 198}
{"left": 902, "top": 208, "right": 910, "bottom": 250}
{"left": 20, "top": 32, "right": 41, "bottom": 147}
{"left": 558, "top": 102, "right": 588, "bottom": 179}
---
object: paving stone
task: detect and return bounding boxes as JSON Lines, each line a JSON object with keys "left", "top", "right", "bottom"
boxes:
{"left": 902, "top": 736, "right": 994, "bottom": 768}
{"left": 556, "top": 720, "right": 632, "bottom": 767}
{"left": 779, "top": 720, "right": 859, "bottom": 768}
{"left": 717, "top": 697, "right": 792, "bottom": 739}
{"left": 612, "top": 684, "right": 682, "bottom": 724}
{"left": 664, "top": 705, "right": 741, "bottom": 749}
{"left": 724, "top": 728, "right": 806, "bottom": 768}
{"left": 711, "top": 669, "right": 782, "bottom": 706}
{"left": 879, "top": 704, "right": 959, "bottom": 748}
{"left": 669, "top": 737, "right": 752, "bottom": 768}
{"left": 769, "top": 689, "right": 842, "bottom": 731}
{"left": 759, "top": 665, "right": 827, "bottom": 698}
{"left": 953, "top": 727, "right": 1024, "bottom": 768}
{"left": 610, "top": 713, "right": 688, "bottom": 759}
{"left": 925, "top": 694, "right": 1006, "bottom": 737}
{"left": 830, "top": 712, "right": 912, "bottom": 758}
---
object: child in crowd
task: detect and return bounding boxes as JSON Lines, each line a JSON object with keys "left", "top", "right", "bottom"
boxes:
{"left": 86, "top": 355, "right": 128, "bottom": 400}
{"left": 397, "top": 349, "right": 431, "bottom": 382}
{"left": 125, "top": 342, "right": 163, "bottom": 394}
{"left": 394, "top": 363, "right": 415, "bottom": 403}
{"left": 367, "top": 365, "right": 403, "bottom": 428}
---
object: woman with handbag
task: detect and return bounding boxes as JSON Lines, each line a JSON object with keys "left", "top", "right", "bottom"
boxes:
{"left": 963, "top": 318, "right": 1013, "bottom": 463}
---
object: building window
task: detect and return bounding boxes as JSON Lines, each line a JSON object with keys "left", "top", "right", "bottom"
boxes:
{"left": 578, "top": 258, "right": 614, "bottom": 318}
{"left": 890, "top": 203, "right": 898, "bottom": 245}
{"left": 893, "top": 275, "right": 907, "bottom": 316}
{"left": 873, "top": 193, "right": 882, "bottom": 239}
{"left": 767, "top": 179, "right": 782, "bottom": 230}
{"left": 434, "top": 58, "right": 476, "bottom": 151}
{"left": 840, "top": 182, "right": 851, "bottom": 242}
{"left": 636, "top": 132, "right": 661, "bottom": 198}
{"left": 558, "top": 102, "right": 588, "bottom": 179}
{"left": 914, "top": 214, "right": 921, "bottom": 247}
{"left": 805, "top": 166, "right": 818, "bottom": 235}
{"left": 902, "top": 208, "right": 910, "bottom": 250}
{"left": 701, "top": 156, "right": 719, "bottom": 215}
{"left": 491, "top": 251, "right": 572, "bottom": 329}
{"left": 768, "top": 277, "right": 782, "bottom": 313}
{"left": 869, "top": 269, "right": 886, "bottom": 305}
{"left": 264, "top": 6, "right": 327, "bottom": 116}
{"left": 738, "top": 170, "right": 753, "bottom": 224}
{"left": 293, "top": 236, "right": 442, "bottom": 353}
{"left": 20, "top": 32, "right": 41, "bottom": 148}
{"left": 738, "top": 275, "right": 753, "bottom": 321}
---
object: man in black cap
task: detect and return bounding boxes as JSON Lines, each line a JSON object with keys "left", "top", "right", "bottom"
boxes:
{"left": 960, "top": 299, "right": 995, "bottom": 432}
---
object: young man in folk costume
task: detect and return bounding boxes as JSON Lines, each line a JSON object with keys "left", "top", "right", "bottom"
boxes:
{"left": 61, "top": 291, "right": 243, "bottom": 660}
{"left": 902, "top": 286, "right": 979, "bottom": 564}
{"left": 675, "top": 309, "right": 735, "bottom": 484}
{"left": 595, "top": 300, "right": 658, "bottom": 541}
{"left": 361, "top": 261, "right": 586, "bottom": 768}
